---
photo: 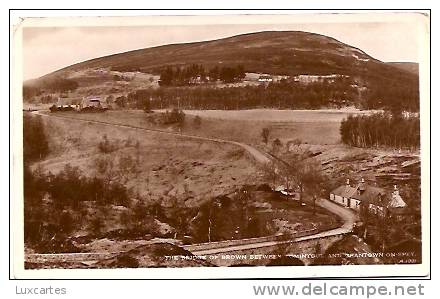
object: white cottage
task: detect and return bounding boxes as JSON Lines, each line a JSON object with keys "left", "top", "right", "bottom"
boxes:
{"left": 329, "top": 179, "right": 360, "bottom": 210}
{"left": 330, "top": 178, "right": 398, "bottom": 217}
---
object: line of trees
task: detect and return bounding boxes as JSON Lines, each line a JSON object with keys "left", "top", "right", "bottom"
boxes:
{"left": 144, "top": 79, "right": 359, "bottom": 110}
{"left": 159, "top": 64, "right": 246, "bottom": 86}
{"left": 361, "top": 80, "right": 419, "bottom": 112}
{"left": 340, "top": 113, "right": 420, "bottom": 149}
{"left": 105, "top": 77, "right": 417, "bottom": 111}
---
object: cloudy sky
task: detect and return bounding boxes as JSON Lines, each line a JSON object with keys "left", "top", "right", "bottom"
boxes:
{"left": 22, "top": 16, "right": 425, "bottom": 80}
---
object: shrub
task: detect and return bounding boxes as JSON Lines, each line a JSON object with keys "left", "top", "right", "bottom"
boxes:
{"left": 261, "top": 127, "right": 270, "bottom": 145}
{"left": 97, "top": 134, "right": 115, "bottom": 153}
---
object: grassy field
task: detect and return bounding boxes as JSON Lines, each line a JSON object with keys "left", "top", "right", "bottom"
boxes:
{"left": 42, "top": 108, "right": 352, "bottom": 145}
{"left": 178, "top": 108, "right": 376, "bottom": 122}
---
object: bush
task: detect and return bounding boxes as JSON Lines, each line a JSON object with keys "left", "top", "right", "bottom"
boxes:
{"left": 261, "top": 127, "right": 270, "bottom": 145}
{"left": 97, "top": 134, "right": 115, "bottom": 153}
{"left": 165, "top": 109, "right": 185, "bottom": 125}
{"left": 88, "top": 216, "right": 104, "bottom": 236}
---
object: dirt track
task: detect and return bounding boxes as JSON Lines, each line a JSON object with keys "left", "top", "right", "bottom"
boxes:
{"left": 33, "top": 110, "right": 272, "bottom": 164}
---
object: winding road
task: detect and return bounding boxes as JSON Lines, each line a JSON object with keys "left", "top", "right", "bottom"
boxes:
{"left": 185, "top": 198, "right": 357, "bottom": 256}
{"left": 32, "top": 110, "right": 271, "bottom": 164}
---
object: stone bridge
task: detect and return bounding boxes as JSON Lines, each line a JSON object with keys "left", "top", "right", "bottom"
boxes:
{"left": 26, "top": 199, "right": 356, "bottom": 267}
{"left": 183, "top": 230, "right": 348, "bottom": 266}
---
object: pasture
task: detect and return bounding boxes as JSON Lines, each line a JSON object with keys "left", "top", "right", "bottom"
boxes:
{"left": 179, "top": 108, "right": 375, "bottom": 122}
{"left": 44, "top": 108, "right": 359, "bottom": 145}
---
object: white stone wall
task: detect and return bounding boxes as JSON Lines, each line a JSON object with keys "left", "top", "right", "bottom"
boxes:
{"left": 350, "top": 198, "right": 361, "bottom": 210}
{"left": 334, "top": 195, "right": 345, "bottom": 206}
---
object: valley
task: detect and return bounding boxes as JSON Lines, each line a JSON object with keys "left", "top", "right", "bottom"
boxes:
{"left": 21, "top": 29, "right": 422, "bottom": 269}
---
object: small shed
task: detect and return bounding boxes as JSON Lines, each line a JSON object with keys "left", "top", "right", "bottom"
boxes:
{"left": 81, "top": 97, "right": 106, "bottom": 109}
{"left": 56, "top": 97, "right": 83, "bottom": 109}
{"left": 258, "top": 75, "right": 273, "bottom": 82}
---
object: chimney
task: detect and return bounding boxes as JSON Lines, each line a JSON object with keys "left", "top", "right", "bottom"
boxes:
{"left": 346, "top": 179, "right": 350, "bottom": 186}
{"left": 394, "top": 185, "right": 399, "bottom": 195}
{"left": 358, "top": 177, "right": 366, "bottom": 193}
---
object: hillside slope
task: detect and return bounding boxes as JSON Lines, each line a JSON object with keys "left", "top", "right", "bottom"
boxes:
{"left": 41, "top": 31, "right": 417, "bottom": 85}
{"left": 387, "top": 62, "right": 419, "bottom": 75}
{"left": 26, "top": 31, "right": 419, "bottom": 111}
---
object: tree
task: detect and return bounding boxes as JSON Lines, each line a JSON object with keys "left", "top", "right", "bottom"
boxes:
{"left": 59, "top": 210, "right": 75, "bottom": 236}
{"left": 260, "top": 148, "right": 327, "bottom": 209}
{"left": 258, "top": 161, "right": 279, "bottom": 189}
{"left": 89, "top": 216, "right": 104, "bottom": 236}
{"left": 300, "top": 161, "right": 327, "bottom": 214}
{"left": 272, "top": 138, "right": 283, "bottom": 154}
{"left": 23, "top": 115, "right": 49, "bottom": 162}
{"left": 159, "top": 66, "right": 174, "bottom": 86}
{"left": 261, "top": 127, "right": 270, "bottom": 145}
{"left": 115, "top": 96, "right": 127, "bottom": 108}
{"left": 128, "top": 89, "right": 151, "bottom": 111}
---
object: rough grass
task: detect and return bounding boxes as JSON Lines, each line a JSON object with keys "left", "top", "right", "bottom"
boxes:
{"left": 38, "top": 115, "right": 260, "bottom": 206}
{"left": 44, "top": 109, "right": 349, "bottom": 145}
{"left": 179, "top": 108, "right": 375, "bottom": 122}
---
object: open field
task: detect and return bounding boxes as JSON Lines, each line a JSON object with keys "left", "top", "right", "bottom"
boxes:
{"left": 178, "top": 108, "right": 379, "bottom": 122}
{"left": 41, "top": 108, "right": 353, "bottom": 145}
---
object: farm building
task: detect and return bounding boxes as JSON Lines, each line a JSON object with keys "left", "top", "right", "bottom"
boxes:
{"left": 56, "top": 97, "right": 83, "bottom": 110}
{"left": 81, "top": 97, "right": 107, "bottom": 109}
{"left": 258, "top": 75, "right": 273, "bottom": 82}
{"left": 329, "top": 179, "right": 407, "bottom": 217}
{"left": 293, "top": 74, "right": 349, "bottom": 84}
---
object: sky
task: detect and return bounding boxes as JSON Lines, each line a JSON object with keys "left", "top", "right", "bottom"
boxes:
{"left": 21, "top": 18, "right": 424, "bottom": 80}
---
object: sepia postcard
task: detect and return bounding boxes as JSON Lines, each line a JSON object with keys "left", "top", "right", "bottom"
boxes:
{"left": 10, "top": 11, "right": 430, "bottom": 279}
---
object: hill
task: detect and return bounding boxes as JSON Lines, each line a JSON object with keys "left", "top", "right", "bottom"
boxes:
{"left": 387, "top": 62, "right": 419, "bottom": 75}
{"left": 41, "top": 31, "right": 415, "bottom": 80}
{"left": 26, "top": 31, "right": 419, "bottom": 111}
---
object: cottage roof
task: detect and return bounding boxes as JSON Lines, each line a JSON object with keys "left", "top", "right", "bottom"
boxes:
{"left": 351, "top": 184, "right": 387, "bottom": 207}
{"left": 332, "top": 181, "right": 408, "bottom": 209}
{"left": 331, "top": 185, "right": 357, "bottom": 199}
{"left": 331, "top": 183, "right": 389, "bottom": 207}
{"left": 81, "top": 97, "right": 106, "bottom": 107}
